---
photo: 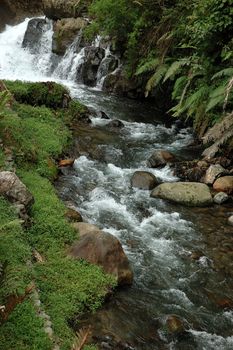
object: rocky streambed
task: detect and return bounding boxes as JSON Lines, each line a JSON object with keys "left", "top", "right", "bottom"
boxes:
{"left": 56, "top": 88, "right": 233, "bottom": 350}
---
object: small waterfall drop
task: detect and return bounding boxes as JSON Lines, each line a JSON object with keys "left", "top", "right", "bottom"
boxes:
{"left": 0, "top": 18, "right": 54, "bottom": 81}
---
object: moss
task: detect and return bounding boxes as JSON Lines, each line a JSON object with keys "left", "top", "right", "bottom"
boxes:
{"left": 18, "top": 170, "right": 116, "bottom": 350}
{"left": 0, "top": 104, "right": 70, "bottom": 180}
{"left": 0, "top": 300, "right": 52, "bottom": 350}
{"left": 4, "top": 80, "right": 69, "bottom": 109}
{"left": 0, "top": 196, "right": 31, "bottom": 301}
{"left": 0, "top": 148, "right": 5, "bottom": 169}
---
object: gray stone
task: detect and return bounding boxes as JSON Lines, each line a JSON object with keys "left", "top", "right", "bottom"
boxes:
{"left": 213, "top": 192, "right": 229, "bottom": 204}
{"left": 204, "top": 164, "right": 225, "bottom": 185}
{"left": 151, "top": 182, "right": 213, "bottom": 207}
{"left": 131, "top": 171, "right": 158, "bottom": 190}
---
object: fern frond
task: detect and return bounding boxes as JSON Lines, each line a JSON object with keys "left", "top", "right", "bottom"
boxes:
{"left": 212, "top": 68, "right": 233, "bottom": 80}
{"left": 163, "top": 58, "right": 190, "bottom": 82}
{"left": 172, "top": 76, "right": 188, "bottom": 100}
{"left": 145, "top": 64, "right": 168, "bottom": 96}
{"left": 72, "top": 327, "right": 91, "bottom": 350}
{"left": 135, "top": 58, "right": 160, "bottom": 75}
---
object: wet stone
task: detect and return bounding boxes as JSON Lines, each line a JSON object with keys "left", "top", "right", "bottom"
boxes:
{"left": 214, "top": 192, "right": 229, "bottom": 204}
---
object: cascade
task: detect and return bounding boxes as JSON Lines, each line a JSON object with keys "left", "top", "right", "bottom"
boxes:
{"left": 0, "top": 17, "right": 119, "bottom": 88}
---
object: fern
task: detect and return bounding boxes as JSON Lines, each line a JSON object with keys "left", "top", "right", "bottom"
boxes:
{"left": 172, "top": 76, "right": 188, "bottom": 100}
{"left": 211, "top": 68, "right": 233, "bottom": 80}
{"left": 135, "top": 57, "right": 160, "bottom": 75}
{"left": 163, "top": 58, "right": 190, "bottom": 82}
{"left": 145, "top": 64, "right": 168, "bottom": 96}
{"left": 72, "top": 327, "right": 91, "bottom": 350}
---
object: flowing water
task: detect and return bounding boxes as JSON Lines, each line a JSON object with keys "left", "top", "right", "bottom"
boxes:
{"left": 0, "top": 18, "right": 233, "bottom": 350}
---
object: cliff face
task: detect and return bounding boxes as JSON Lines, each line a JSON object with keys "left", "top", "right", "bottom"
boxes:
{"left": 0, "top": 0, "right": 43, "bottom": 31}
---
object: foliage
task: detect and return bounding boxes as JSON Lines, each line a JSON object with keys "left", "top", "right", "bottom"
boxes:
{"left": 89, "top": 0, "right": 233, "bottom": 128}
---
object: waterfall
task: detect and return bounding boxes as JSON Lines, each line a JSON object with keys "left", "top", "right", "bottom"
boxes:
{"left": 0, "top": 18, "right": 54, "bottom": 81}
{"left": 0, "top": 17, "right": 119, "bottom": 89}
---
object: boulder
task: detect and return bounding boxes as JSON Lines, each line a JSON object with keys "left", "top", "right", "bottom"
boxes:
{"left": 69, "top": 222, "right": 133, "bottom": 286}
{"left": 213, "top": 176, "right": 233, "bottom": 194}
{"left": 22, "top": 18, "right": 47, "bottom": 53}
{"left": 213, "top": 192, "right": 229, "bottom": 205}
{"left": 151, "top": 182, "right": 213, "bottom": 207}
{"left": 131, "top": 171, "right": 158, "bottom": 190}
{"left": 108, "top": 119, "right": 124, "bottom": 128}
{"left": 204, "top": 164, "right": 225, "bottom": 185}
{"left": 42, "top": 0, "right": 89, "bottom": 20}
{"left": 52, "top": 18, "right": 87, "bottom": 55}
{"left": 228, "top": 215, "right": 233, "bottom": 226}
{"left": 0, "top": 171, "right": 34, "bottom": 209}
{"left": 77, "top": 46, "right": 105, "bottom": 86}
{"left": 147, "top": 150, "right": 176, "bottom": 168}
{"left": 99, "top": 111, "right": 110, "bottom": 119}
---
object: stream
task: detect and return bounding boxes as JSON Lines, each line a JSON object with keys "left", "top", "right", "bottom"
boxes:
{"left": 0, "top": 18, "right": 233, "bottom": 350}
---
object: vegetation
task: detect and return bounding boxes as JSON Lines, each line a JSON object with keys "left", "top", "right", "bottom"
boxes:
{"left": 0, "top": 81, "right": 116, "bottom": 350}
{"left": 87, "top": 0, "right": 233, "bottom": 133}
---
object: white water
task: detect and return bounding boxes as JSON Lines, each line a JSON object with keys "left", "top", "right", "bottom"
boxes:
{"left": 0, "top": 18, "right": 233, "bottom": 349}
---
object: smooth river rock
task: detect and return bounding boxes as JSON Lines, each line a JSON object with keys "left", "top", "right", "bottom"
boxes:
{"left": 213, "top": 176, "right": 233, "bottom": 194}
{"left": 147, "top": 149, "right": 176, "bottom": 168}
{"left": 204, "top": 164, "right": 225, "bottom": 185}
{"left": 131, "top": 171, "right": 158, "bottom": 190}
{"left": 151, "top": 182, "right": 213, "bottom": 207}
{"left": 69, "top": 222, "right": 133, "bottom": 286}
{"left": 213, "top": 192, "right": 229, "bottom": 205}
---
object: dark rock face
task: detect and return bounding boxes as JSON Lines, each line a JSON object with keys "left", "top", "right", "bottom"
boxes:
{"left": 131, "top": 171, "right": 158, "bottom": 190}
{"left": 108, "top": 119, "right": 124, "bottom": 128}
{"left": 22, "top": 18, "right": 47, "bottom": 53}
{"left": 42, "top": 0, "right": 89, "bottom": 20}
{"left": 172, "top": 160, "right": 208, "bottom": 182}
{"left": 77, "top": 47, "right": 105, "bottom": 86}
{"left": 69, "top": 222, "right": 133, "bottom": 286}
{"left": 103, "top": 69, "right": 139, "bottom": 98}
{"left": 0, "top": 0, "right": 43, "bottom": 31}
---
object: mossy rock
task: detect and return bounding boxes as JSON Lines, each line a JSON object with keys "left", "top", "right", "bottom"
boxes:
{"left": 4, "top": 81, "right": 70, "bottom": 109}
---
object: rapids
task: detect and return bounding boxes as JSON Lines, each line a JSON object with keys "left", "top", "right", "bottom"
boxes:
{"left": 0, "top": 18, "right": 232, "bottom": 350}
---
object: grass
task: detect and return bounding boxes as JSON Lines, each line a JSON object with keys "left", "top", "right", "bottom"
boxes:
{"left": 0, "top": 80, "right": 116, "bottom": 349}
{"left": 19, "top": 170, "right": 116, "bottom": 350}
{"left": 0, "top": 103, "right": 70, "bottom": 180}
